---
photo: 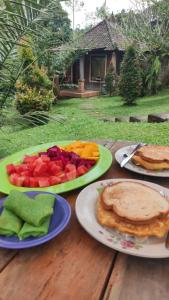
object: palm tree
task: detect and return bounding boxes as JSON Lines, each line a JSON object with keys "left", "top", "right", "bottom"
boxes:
{"left": 0, "top": 0, "right": 52, "bottom": 104}
{"left": 0, "top": 0, "right": 64, "bottom": 127}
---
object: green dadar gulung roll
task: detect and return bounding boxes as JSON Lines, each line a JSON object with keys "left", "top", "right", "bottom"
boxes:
{"left": 18, "top": 193, "right": 56, "bottom": 240}
{"left": 0, "top": 208, "right": 23, "bottom": 236}
{"left": 18, "top": 218, "right": 51, "bottom": 240}
{"left": 4, "top": 190, "right": 55, "bottom": 227}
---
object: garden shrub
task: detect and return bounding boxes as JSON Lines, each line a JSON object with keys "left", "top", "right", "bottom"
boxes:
{"left": 15, "top": 40, "right": 53, "bottom": 118}
{"left": 145, "top": 55, "right": 161, "bottom": 95}
{"left": 15, "top": 83, "right": 52, "bottom": 115}
{"left": 119, "top": 45, "right": 142, "bottom": 105}
{"left": 105, "top": 67, "right": 119, "bottom": 96}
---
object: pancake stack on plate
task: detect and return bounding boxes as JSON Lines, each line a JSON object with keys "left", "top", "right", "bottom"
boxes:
{"left": 132, "top": 145, "right": 169, "bottom": 170}
{"left": 96, "top": 181, "right": 169, "bottom": 237}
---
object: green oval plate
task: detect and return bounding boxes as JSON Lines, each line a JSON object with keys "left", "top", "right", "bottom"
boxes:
{"left": 0, "top": 141, "right": 113, "bottom": 194}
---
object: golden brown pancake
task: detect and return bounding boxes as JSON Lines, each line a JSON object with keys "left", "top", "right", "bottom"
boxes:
{"left": 132, "top": 145, "right": 169, "bottom": 170}
{"left": 101, "top": 181, "right": 169, "bottom": 223}
{"left": 132, "top": 155, "right": 169, "bottom": 170}
{"left": 96, "top": 197, "right": 169, "bottom": 237}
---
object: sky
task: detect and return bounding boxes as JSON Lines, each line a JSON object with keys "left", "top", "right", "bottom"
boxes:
{"left": 62, "top": 0, "right": 134, "bottom": 28}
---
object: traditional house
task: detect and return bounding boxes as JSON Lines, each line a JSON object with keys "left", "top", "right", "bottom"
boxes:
{"left": 57, "top": 17, "right": 129, "bottom": 97}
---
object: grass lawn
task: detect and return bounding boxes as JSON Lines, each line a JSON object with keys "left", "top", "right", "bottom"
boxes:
{"left": 0, "top": 89, "right": 169, "bottom": 158}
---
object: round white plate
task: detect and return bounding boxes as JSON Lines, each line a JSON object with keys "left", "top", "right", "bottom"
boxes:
{"left": 75, "top": 179, "right": 169, "bottom": 258}
{"left": 115, "top": 145, "right": 169, "bottom": 177}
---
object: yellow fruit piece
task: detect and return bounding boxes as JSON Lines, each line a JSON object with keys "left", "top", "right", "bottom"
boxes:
{"left": 63, "top": 141, "right": 100, "bottom": 160}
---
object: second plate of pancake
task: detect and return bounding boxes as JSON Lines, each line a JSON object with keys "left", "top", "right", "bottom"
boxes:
{"left": 115, "top": 144, "right": 169, "bottom": 177}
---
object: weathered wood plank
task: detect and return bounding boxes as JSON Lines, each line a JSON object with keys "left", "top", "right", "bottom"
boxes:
{"left": 0, "top": 191, "right": 116, "bottom": 300}
{"left": 0, "top": 249, "right": 17, "bottom": 272}
{"left": 103, "top": 254, "right": 127, "bottom": 300}
{"left": 1, "top": 140, "right": 169, "bottom": 300}
{"left": 105, "top": 253, "right": 169, "bottom": 300}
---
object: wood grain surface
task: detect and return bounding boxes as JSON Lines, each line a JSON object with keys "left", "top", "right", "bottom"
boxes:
{"left": 0, "top": 140, "right": 168, "bottom": 300}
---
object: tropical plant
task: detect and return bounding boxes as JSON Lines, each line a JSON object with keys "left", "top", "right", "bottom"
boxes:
{"left": 119, "top": 45, "right": 142, "bottom": 105}
{"left": 33, "top": 0, "right": 72, "bottom": 74}
{"left": 15, "top": 85, "right": 52, "bottom": 114}
{"left": 119, "top": 0, "right": 169, "bottom": 56}
{"left": 0, "top": 1, "right": 69, "bottom": 106}
{"left": 15, "top": 39, "right": 53, "bottom": 120}
{"left": 105, "top": 65, "right": 119, "bottom": 96}
{"left": 118, "top": 0, "right": 169, "bottom": 92}
{"left": 0, "top": 0, "right": 65, "bottom": 129}
{"left": 18, "top": 40, "right": 52, "bottom": 88}
{"left": 145, "top": 55, "right": 161, "bottom": 94}
{"left": 50, "top": 46, "right": 86, "bottom": 80}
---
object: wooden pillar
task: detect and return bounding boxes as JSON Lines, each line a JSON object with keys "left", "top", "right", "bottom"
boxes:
{"left": 78, "top": 56, "right": 85, "bottom": 92}
{"left": 71, "top": 65, "right": 73, "bottom": 83}
{"left": 79, "top": 56, "right": 85, "bottom": 80}
{"left": 111, "top": 52, "right": 117, "bottom": 73}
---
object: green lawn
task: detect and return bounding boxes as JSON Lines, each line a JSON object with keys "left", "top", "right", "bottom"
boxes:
{"left": 0, "top": 89, "right": 169, "bottom": 158}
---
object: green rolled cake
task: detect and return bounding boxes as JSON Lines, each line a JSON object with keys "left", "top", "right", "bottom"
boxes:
{"left": 4, "top": 190, "right": 55, "bottom": 226}
{"left": 0, "top": 208, "right": 22, "bottom": 236}
{"left": 35, "top": 193, "right": 56, "bottom": 207}
{"left": 18, "top": 193, "right": 56, "bottom": 240}
{"left": 18, "top": 218, "right": 50, "bottom": 240}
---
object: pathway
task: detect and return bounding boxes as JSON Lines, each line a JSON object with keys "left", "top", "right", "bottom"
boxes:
{"left": 80, "top": 102, "right": 169, "bottom": 123}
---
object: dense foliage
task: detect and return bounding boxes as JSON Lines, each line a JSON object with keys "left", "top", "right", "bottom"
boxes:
{"left": 0, "top": 0, "right": 52, "bottom": 107}
{"left": 105, "top": 65, "right": 119, "bottom": 96}
{"left": 117, "top": 0, "right": 169, "bottom": 93}
{"left": 34, "top": 0, "right": 72, "bottom": 74}
{"left": 15, "top": 42, "right": 53, "bottom": 115}
{"left": 119, "top": 46, "right": 142, "bottom": 105}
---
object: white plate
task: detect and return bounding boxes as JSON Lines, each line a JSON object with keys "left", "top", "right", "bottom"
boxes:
{"left": 115, "top": 144, "right": 169, "bottom": 177}
{"left": 75, "top": 179, "right": 169, "bottom": 258}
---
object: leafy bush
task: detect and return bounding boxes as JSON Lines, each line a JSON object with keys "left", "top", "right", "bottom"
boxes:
{"left": 119, "top": 45, "right": 142, "bottom": 105}
{"left": 24, "top": 66, "right": 52, "bottom": 90}
{"left": 140, "top": 55, "right": 162, "bottom": 96}
{"left": 105, "top": 67, "right": 119, "bottom": 96}
{"left": 15, "top": 84, "right": 52, "bottom": 115}
{"left": 15, "top": 40, "right": 53, "bottom": 116}
{"left": 145, "top": 55, "right": 161, "bottom": 95}
{"left": 105, "top": 73, "right": 114, "bottom": 96}
{"left": 19, "top": 44, "right": 52, "bottom": 89}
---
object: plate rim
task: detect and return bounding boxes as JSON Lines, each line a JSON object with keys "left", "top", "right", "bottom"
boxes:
{"left": 75, "top": 178, "right": 169, "bottom": 259}
{"left": 0, "top": 191, "right": 71, "bottom": 249}
{"left": 0, "top": 141, "right": 113, "bottom": 194}
{"left": 115, "top": 144, "right": 169, "bottom": 177}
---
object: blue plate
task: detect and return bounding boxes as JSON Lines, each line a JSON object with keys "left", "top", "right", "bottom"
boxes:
{"left": 0, "top": 191, "right": 71, "bottom": 249}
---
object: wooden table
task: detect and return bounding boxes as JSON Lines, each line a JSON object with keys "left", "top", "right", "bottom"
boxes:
{"left": 0, "top": 140, "right": 169, "bottom": 300}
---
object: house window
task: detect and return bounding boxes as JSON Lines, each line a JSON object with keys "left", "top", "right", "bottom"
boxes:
{"left": 90, "top": 55, "right": 106, "bottom": 82}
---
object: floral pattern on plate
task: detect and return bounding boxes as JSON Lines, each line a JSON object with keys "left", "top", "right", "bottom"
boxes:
{"left": 98, "top": 228, "right": 143, "bottom": 250}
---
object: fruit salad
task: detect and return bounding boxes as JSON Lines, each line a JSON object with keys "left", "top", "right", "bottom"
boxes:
{"left": 6, "top": 142, "right": 99, "bottom": 188}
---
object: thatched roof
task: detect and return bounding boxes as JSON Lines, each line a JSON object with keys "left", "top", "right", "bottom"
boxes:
{"left": 79, "top": 18, "right": 129, "bottom": 51}
{"left": 50, "top": 18, "right": 130, "bottom": 53}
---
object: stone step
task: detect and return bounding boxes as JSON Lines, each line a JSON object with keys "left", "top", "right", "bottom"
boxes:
{"left": 101, "top": 117, "right": 115, "bottom": 122}
{"left": 115, "top": 116, "right": 130, "bottom": 122}
{"left": 148, "top": 113, "right": 169, "bottom": 123}
{"left": 130, "top": 115, "right": 147, "bottom": 122}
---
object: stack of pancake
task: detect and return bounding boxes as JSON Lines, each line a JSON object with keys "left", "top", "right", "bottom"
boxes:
{"left": 96, "top": 181, "right": 169, "bottom": 237}
{"left": 132, "top": 145, "right": 169, "bottom": 170}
